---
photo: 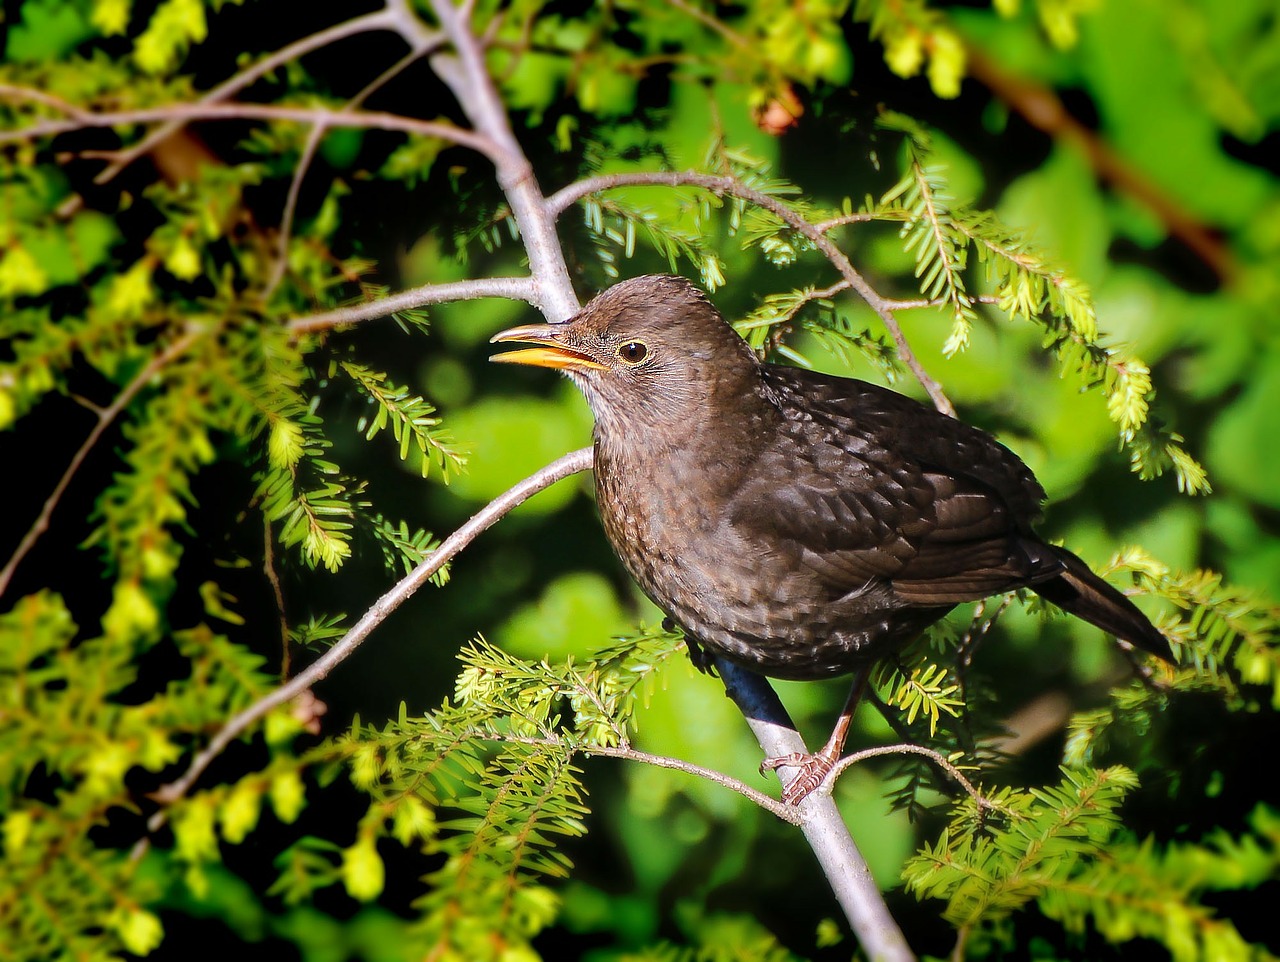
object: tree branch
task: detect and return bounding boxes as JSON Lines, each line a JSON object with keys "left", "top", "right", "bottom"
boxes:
{"left": 427, "top": 0, "right": 579, "bottom": 321}
{"left": 831, "top": 743, "right": 991, "bottom": 810}
{"left": 147, "top": 446, "right": 593, "bottom": 819}
{"left": 285, "top": 276, "right": 540, "bottom": 333}
{"left": 492, "top": 734, "right": 804, "bottom": 824}
{"left": 719, "top": 663, "right": 916, "bottom": 962}
{"left": 264, "top": 44, "right": 435, "bottom": 298}
{"left": 0, "top": 101, "right": 496, "bottom": 157}
{"left": 86, "top": 5, "right": 436, "bottom": 189}
{"left": 420, "top": 12, "right": 917, "bottom": 955}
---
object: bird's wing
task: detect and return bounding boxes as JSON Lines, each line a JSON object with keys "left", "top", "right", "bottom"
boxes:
{"left": 730, "top": 368, "right": 1060, "bottom": 604}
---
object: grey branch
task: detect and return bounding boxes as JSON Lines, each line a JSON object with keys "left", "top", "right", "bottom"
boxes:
{"left": 0, "top": 101, "right": 496, "bottom": 157}
{"left": 286, "top": 276, "right": 540, "bottom": 333}
{"left": 719, "top": 663, "right": 916, "bottom": 962}
{"left": 832, "top": 744, "right": 991, "bottom": 810}
{"left": 493, "top": 734, "right": 804, "bottom": 824}
{"left": 431, "top": 12, "right": 917, "bottom": 956}
{"left": 89, "top": 4, "right": 440, "bottom": 188}
{"left": 265, "top": 43, "right": 436, "bottom": 298}
{"left": 119, "top": 10, "right": 921, "bottom": 958}
{"left": 427, "top": 0, "right": 579, "bottom": 321}
{"left": 148, "top": 446, "right": 593, "bottom": 818}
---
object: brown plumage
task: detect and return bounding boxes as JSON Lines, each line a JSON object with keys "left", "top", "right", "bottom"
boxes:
{"left": 491, "top": 274, "right": 1172, "bottom": 801}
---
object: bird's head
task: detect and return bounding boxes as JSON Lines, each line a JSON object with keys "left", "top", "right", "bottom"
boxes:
{"left": 490, "top": 274, "right": 763, "bottom": 432}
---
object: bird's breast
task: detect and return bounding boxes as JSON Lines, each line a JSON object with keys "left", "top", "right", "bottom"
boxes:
{"left": 591, "top": 431, "right": 865, "bottom": 665}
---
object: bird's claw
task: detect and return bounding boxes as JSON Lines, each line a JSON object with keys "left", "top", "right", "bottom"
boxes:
{"left": 760, "top": 751, "right": 836, "bottom": 805}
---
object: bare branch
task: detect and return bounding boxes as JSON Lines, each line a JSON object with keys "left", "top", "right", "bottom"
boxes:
{"left": 719, "top": 664, "right": 916, "bottom": 962}
{"left": 264, "top": 45, "right": 434, "bottom": 298}
{"left": 0, "top": 102, "right": 496, "bottom": 157}
{"left": 89, "top": 5, "right": 438, "bottom": 188}
{"left": 737, "top": 280, "right": 852, "bottom": 358}
{"left": 548, "top": 170, "right": 954, "bottom": 416}
{"left": 147, "top": 446, "right": 594, "bottom": 819}
{"left": 263, "top": 513, "right": 292, "bottom": 681}
{"left": 286, "top": 276, "right": 540, "bottom": 333}
{"left": 884, "top": 294, "right": 1001, "bottom": 311}
{"left": 0, "top": 83, "right": 88, "bottom": 117}
{"left": 420, "top": 14, "right": 915, "bottom": 954}
{"left": 815, "top": 211, "right": 880, "bottom": 233}
{"left": 492, "top": 734, "right": 803, "bottom": 824}
{"left": 428, "top": 0, "right": 579, "bottom": 321}
{"left": 663, "top": 0, "right": 751, "bottom": 49}
{"left": 830, "top": 743, "right": 994, "bottom": 811}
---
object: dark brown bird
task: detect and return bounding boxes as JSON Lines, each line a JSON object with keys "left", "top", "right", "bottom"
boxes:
{"left": 491, "top": 274, "right": 1172, "bottom": 802}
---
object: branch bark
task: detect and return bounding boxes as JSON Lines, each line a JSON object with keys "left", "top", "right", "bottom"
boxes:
{"left": 148, "top": 446, "right": 594, "bottom": 818}
{"left": 97, "top": 4, "right": 438, "bottom": 187}
{"left": 427, "top": 0, "right": 579, "bottom": 321}
{"left": 0, "top": 101, "right": 496, "bottom": 156}
{"left": 719, "top": 663, "right": 916, "bottom": 962}
{"left": 419, "top": 9, "right": 916, "bottom": 957}
{"left": 286, "top": 275, "right": 541, "bottom": 333}
{"left": 422, "top": 7, "right": 921, "bottom": 956}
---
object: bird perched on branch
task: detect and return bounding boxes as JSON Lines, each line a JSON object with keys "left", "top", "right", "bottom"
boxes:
{"left": 491, "top": 274, "right": 1173, "bottom": 804}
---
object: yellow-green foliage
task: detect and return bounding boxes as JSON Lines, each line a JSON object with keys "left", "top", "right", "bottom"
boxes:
{"left": 2, "top": 0, "right": 1278, "bottom": 960}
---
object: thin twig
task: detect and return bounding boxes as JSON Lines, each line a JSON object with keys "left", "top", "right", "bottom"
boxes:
{"left": 442, "top": 9, "right": 916, "bottom": 949}
{"left": 0, "top": 328, "right": 204, "bottom": 600}
{"left": 264, "top": 45, "right": 435, "bottom": 299}
{"left": 262, "top": 512, "right": 291, "bottom": 680}
{"left": 547, "top": 170, "right": 955, "bottom": 416}
{"left": 814, "top": 211, "right": 880, "bottom": 233}
{"left": 884, "top": 294, "right": 1000, "bottom": 311}
{"left": 286, "top": 275, "right": 540, "bottom": 333}
{"left": 0, "top": 83, "right": 89, "bottom": 117}
{"left": 829, "top": 743, "right": 994, "bottom": 811}
{"left": 89, "top": 6, "right": 430, "bottom": 188}
{"left": 492, "top": 734, "right": 803, "bottom": 824}
{"left": 0, "top": 102, "right": 496, "bottom": 157}
{"left": 664, "top": 0, "right": 751, "bottom": 49}
{"left": 742, "top": 280, "right": 851, "bottom": 359}
{"left": 146, "top": 446, "right": 593, "bottom": 820}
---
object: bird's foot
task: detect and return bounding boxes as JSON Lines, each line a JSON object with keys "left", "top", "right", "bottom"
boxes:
{"left": 760, "top": 749, "right": 839, "bottom": 805}
{"left": 677, "top": 628, "right": 719, "bottom": 676}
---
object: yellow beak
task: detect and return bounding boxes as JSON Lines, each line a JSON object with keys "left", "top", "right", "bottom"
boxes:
{"left": 489, "top": 323, "right": 606, "bottom": 371}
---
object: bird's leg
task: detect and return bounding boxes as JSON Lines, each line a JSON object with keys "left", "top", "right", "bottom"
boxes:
{"left": 761, "top": 666, "right": 872, "bottom": 805}
{"left": 673, "top": 623, "right": 717, "bottom": 675}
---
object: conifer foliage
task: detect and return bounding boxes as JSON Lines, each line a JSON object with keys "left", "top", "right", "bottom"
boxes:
{"left": 2, "top": 2, "right": 1277, "bottom": 960}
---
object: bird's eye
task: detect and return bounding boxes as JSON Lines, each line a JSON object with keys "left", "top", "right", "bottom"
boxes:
{"left": 617, "top": 341, "right": 648, "bottom": 364}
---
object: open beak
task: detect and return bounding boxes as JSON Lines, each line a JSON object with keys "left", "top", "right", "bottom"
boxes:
{"left": 489, "top": 323, "right": 606, "bottom": 371}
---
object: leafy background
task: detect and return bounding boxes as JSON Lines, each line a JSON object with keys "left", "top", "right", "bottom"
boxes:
{"left": 2, "top": 0, "right": 1278, "bottom": 960}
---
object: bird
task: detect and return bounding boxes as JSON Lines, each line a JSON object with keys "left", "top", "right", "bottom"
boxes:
{"left": 490, "top": 273, "right": 1173, "bottom": 803}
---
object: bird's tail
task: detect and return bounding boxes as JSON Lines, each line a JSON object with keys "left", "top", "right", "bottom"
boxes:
{"left": 1034, "top": 546, "right": 1174, "bottom": 662}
